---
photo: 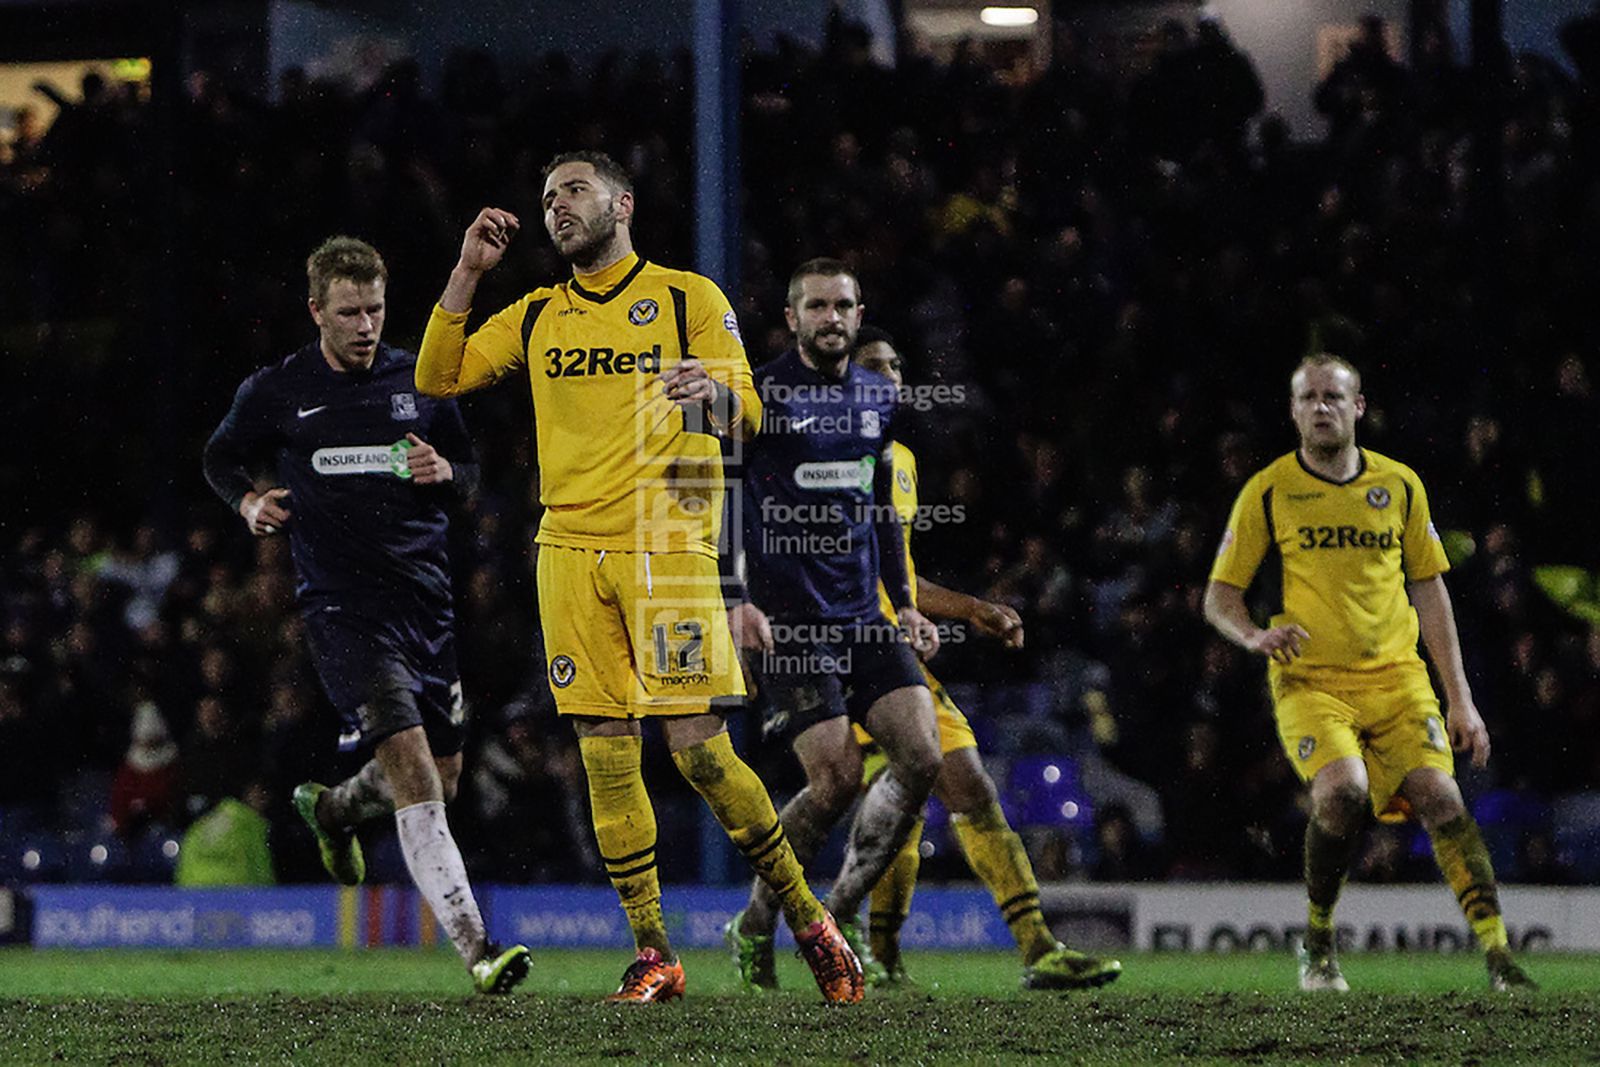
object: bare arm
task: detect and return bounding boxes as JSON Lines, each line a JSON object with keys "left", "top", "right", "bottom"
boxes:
{"left": 1201, "top": 580, "right": 1310, "bottom": 664}
{"left": 1409, "top": 574, "right": 1490, "bottom": 767}
{"left": 917, "top": 577, "right": 1024, "bottom": 649}
{"left": 441, "top": 207, "right": 518, "bottom": 312}
{"left": 416, "top": 208, "right": 522, "bottom": 397}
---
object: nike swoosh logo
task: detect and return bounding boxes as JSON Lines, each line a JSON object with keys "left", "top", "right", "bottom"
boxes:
{"left": 297, "top": 405, "right": 328, "bottom": 418}
{"left": 790, "top": 416, "right": 817, "bottom": 431}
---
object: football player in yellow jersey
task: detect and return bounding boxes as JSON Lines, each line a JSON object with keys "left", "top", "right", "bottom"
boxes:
{"left": 849, "top": 329, "right": 1123, "bottom": 991}
{"left": 1204, "top": 353, "right": 1534, "bottom": 992}
{"left": 415, "top": 151, "right": 862, "bottom": 1004}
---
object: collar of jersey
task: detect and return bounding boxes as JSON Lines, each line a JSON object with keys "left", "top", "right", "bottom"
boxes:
{"left": 305, "top": 341, "right": 389, "bottom": 377}
{"left": 569, "top": 253, "right": 646, "bottom": 304}
{"left": 788, "top": 347, "right": 854, "bottom": 385}
{"left": 1295, "top": 447, "right": 1367, "bottom": 486}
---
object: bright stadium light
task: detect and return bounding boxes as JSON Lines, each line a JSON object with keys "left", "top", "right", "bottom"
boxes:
{"left": 980, "top": 6, "right": 1039, "bottom": 27}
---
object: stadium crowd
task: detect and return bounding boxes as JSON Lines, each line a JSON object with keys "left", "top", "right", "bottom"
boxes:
{"left": 2, "top": 9, "right": 1597, "bottom": 888}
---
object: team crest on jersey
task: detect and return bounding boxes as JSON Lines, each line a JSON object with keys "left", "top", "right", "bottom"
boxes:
{"left": 1366, "top": 487, "right": 1390, "bottom": 509}
{"left": 723, "top": 311, "right": 742, "bottom": 343}
{"left": 628, "top": 299, "right": 659, "bottom": 326}
{"left": 1297, "top": 735, "right": 1316, "bottom": 761}
{"left": 549, "top": 655, "right": 577, "bottom": 689}
{"left": 390, "top": 393, "right": 418, "bottom": 421}
{"left": 896, "top": 467, "right": 912, "bottom": 493}
{"left": 860, "top": 409, "right": 882, "bottom": 439}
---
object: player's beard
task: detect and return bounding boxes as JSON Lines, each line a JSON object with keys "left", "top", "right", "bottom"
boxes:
{"left": 799, "top": 325, "right": 855, "bottom": 374}
{"left": 557, "top": 205, "right": 622, "bottom": 270}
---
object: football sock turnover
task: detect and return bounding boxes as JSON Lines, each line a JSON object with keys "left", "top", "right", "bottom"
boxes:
{"left": 322, "top": 759, "right": 394, "bottom": 827}
{"left": 672, "top": 732, "right": 826, "bottom": 931}
{"left": 1430, "top": 814, "right": 1509, "bottom": 952}
{"left": 869, "top": 815, "right": 924, "bottom": 967}
{"left": 579, "top": 735, "right": 671, "bottom": 958}
{"left": 395, "top": 800, "right": 488, "bottom": 965}
{"left": 952, "top": 802, "right": 1057, "bottom": 965}
{"left": 1303, "top": 818, "right": 1362, "bottom": 938}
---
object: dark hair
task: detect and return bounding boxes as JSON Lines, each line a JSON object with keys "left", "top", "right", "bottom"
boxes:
{"left": 854, "top": 324, "right": 896, "bottom": 350}
{"left": 541, "top": 150, "right": 634, "bottom": 196}
{"left": 306, "top": 236, "right": 387, "bottom": 305}
{"left": 786, "top": 257, "right": 859, "bottom": 308}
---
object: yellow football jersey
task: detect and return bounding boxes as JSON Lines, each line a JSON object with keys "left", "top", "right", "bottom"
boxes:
{"left": 1209, "top": 448, "right": 1450, "bottom": 677}
{"left": 877, "top": 439, "right": 919, "bottom": 622}
{"left": 417, "top": 253, "right": 759, "bottom": 557}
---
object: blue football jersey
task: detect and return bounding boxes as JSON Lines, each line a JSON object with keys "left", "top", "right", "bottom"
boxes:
{"left": 738, "top": 349, "right": 910, "bottom": 620}
{"left": 204, "top": 342, "right": 477, "bottom": 614}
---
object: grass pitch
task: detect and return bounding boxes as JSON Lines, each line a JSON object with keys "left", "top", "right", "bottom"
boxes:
{"left": 2, "top": 947, "right": 1595, "bottom": 1065}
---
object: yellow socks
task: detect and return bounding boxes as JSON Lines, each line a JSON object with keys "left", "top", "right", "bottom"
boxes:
{"left": 673, "top": 732, "right": 826, "bottom": 931}
{"left": 869, "top": 816, "right": 923, "bottom": 966}
{"left": 952, "top": 802, "right": 1057, "bottom": 965}
{"left": 1430, "top": 814, "right": 1509, "bottom": 952}
{"left": 1303, "top": 819, "right": 1360, "bottom": 941}
{"left": 578, "top": 735, "right": 669, "bottom": 957}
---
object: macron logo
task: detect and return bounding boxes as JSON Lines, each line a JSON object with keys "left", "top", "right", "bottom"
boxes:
{"left": 297, "top": 405, "right": 328, "bottom": 419}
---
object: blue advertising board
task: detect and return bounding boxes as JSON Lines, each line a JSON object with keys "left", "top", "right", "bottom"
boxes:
{"left": 482, "top": 885, "right": 1016, "bottom": 950}
{"left": 30, "top": 886, "right": 345, "bottom": 949}
{"left": 20, "top": 884, "right": 1022, "bottom": 950}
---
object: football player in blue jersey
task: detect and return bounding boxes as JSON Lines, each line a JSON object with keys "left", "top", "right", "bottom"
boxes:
{"left": 203, "top": 236, "right": 529, "bottom": 995}
{"left": 723, "top": 258, "right": 943, "bottom": 985}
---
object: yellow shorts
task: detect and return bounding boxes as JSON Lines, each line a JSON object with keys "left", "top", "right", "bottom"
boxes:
{"left": 856, "top": 664, "right": 976, "bottom": 778}
{"left": 535, "top": 545, "right": 744, "bottom": 718}
{"left": 1271, "top": 662, "right": 1455, "bottom": 823}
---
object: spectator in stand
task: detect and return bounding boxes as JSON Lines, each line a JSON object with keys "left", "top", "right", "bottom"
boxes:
{"left": 110, "top": 699, "right": 180, "bottom": 838}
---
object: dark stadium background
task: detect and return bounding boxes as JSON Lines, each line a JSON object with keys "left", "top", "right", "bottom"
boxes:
{"left": 1, "top": 0, "right": 1597, "bottom": 897}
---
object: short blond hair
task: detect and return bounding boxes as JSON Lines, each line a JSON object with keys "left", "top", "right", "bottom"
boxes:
{"left": 1292, "top": 352, "right": 1361, "bottom": 394}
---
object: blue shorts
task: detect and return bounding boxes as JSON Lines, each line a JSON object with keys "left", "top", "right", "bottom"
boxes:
{"left": 752, "top": 616, "right": 926, "bottom": 740}
{"left": 302, "top": 601, "right": 465, "bottom": 758}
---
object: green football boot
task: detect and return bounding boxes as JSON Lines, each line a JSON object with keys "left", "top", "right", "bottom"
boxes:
{"left": 472, "top": 942, "right": 532, "bottom": 995}
{"left": 837, "top": 918, "right": 891, "bottom": 988}
{"left": 292, "top": 781, "right": 365, "bottom": 886}
{"left": 1022, "top": 944, "right": 1123, "bottom": 990}
{"left": 724, "top": 908, "right": 778, "bottom": 992}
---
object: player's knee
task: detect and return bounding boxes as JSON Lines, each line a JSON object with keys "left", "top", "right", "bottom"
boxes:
{"left": 892, "top": 745, "right": 942, "bottom": 802}
{"left": 1405, "top": 774, "right": 1466, "bottom": 830}
{"left": 1313, "top": 782, "right": 1367, "bottom": 832}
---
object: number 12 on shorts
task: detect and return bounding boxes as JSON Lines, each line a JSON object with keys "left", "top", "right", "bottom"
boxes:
{"left": 653, "top": 620, "right": 705, "bottom": 674}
